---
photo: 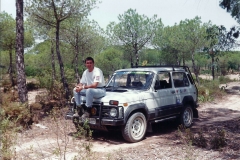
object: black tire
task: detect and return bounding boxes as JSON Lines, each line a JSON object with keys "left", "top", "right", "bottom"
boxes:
{"left": 121, "top": 112, "right": 147, "bottom": 143}
{"left": 180, "top": 105, "right": 193, "bottom": 128}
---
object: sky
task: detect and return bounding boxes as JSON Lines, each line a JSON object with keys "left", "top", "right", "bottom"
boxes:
{"left": 1, "top": 0, "right": 239, "bottom": 30}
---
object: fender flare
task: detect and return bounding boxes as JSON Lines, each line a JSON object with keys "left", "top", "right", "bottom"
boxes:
{"left": 182, "top": 96, "right": 194, "bottom": 107}
{"left": 182, "top": 96, "right": 198, "bottom": 118}
{"left": 124, "top": 103, "right": 149, "bottom": 123}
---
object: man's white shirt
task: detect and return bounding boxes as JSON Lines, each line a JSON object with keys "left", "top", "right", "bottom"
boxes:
{"left": 80, "top": 67, "right": 105, "bottom": 87}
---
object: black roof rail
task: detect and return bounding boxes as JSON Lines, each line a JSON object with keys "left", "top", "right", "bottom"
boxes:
{"left": 132, "top": 65, "right": 190, "bottom": 72}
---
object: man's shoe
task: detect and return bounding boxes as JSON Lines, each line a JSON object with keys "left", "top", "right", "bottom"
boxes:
{"left": 73, "top": 112, "right": 79, "bottom": 118}
{"left": 81, "top": 111, "right": 90, "bottom": 118}
{"left": 81, "top": 107, "right": 91, "bottom": 122}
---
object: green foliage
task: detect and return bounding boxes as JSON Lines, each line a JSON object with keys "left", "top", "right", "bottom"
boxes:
{"left": 49, "top": 80, "right": 66, "bottom": 103}
{"left": 198, "top": 86, "right": 212, "bottom": 103}
{"left": 139, "top": 49, "right": 163, "bottom": 65}
{"left": 0, "top": 12, "right": 34, "bottom": 51}
{"left": 1, "top": 101, "right": 32, "bottom": 128}
{"left": 25, "top": 66, "right": 41, "bottom": 77}
{"left": 64, "top": 67, "right": 75, "bottom": 84}
{"left": 218, "top": 75, "right": 232, "bottom": 84}
{"left": 37, "top": 71, "right": 52, "bottom": 89}
{"left": 74, "top": 121, "right": 93, "bottom": 140}
{"left": 37, "top": 71, "right": 67, "bottom": 102}
{"left": 197, "top": 78, "right": 228, "bottom": 103}
{"left": 107, "top": 9, "right": 162, "bottom": 65}
{"left": 0, "top": 108, "right": 18, "bottom": 160}
{"left": 0, "top": 89, "right": 32, "bottom": 159}
{"left": 95, "top": 47, "right": 124, "bottom": 76}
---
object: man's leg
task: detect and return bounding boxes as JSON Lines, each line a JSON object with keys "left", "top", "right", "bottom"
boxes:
{"left": 82, "top": 88, "right": 106, "bottom": 118}
{"left": 85, "top": 88, "right": 106, "bottom": 107}
{"left": 73, "top": 88, "right": 82, "bottom": 106}
{"left": 73, "top": 88, "right": 85, "bottom": 117}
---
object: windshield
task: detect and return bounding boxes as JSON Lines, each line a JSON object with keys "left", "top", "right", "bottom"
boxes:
{"left": 106, "top": 71, "right": 154, "bottom": 91}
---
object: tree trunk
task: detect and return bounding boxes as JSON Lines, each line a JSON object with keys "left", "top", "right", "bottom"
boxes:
{"left": 176, "top": 51, "right": 180, "bottom": 65}
{"left": 55, "top": 21, "right": 70, "bottom": 100}
{"left": 16, "top": 0, "right": 28, "bottom": 103}
{"left": 51, "top": 39, "right": 56, "bottom": 81}
{"left": 74, "top": 34, "right": 80, "bottom": 84}
{"left": 191, "top": 51, "right": 199, "bottom": 84}
{"left": 9, "top": 49, "right": 14, "bottom": 86}
{"left": 134, "top": 44, "right": 139, "bottom": 67}
{"left": 182, "top": 53, "right": 186, "bottom": 66}
{"left": 74, "top": 45, "right": 80, "bottom": 84}
{"left": 211, "top": 56, "right": 215, "bottom": 80}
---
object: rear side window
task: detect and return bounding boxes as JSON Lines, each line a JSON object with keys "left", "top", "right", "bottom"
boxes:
{"left": 155, "top": 72, "right": 172, "bottom": 89}
{"left": 172, "top": 72, "right": 190, "bottom": 88}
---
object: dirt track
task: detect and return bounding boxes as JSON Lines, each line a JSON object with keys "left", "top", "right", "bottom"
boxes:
{"left": 14, "top": 81, "right": 240, "bottom": 160}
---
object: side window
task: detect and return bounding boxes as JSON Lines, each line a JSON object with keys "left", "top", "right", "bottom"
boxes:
{"left": 154, "top": 72, "right": 172, "bottom": 90}
{"left": 172, "top": 72, "right": 190, "bottom": 88}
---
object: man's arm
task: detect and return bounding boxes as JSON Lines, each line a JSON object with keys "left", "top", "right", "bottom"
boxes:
{"left": 75, "top": 83, "right": 84, "bottom": 92}
{"left": 84, "top": 82, "right": 98, "bottom": 89}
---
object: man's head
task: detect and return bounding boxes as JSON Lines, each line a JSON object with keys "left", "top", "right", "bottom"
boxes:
{"left": 85, "top": 57, "right": 94, "bottom": 72}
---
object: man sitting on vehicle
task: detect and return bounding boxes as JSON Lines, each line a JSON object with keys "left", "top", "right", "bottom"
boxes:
{"left": 73, "top": 57, "right": 106, "bottom": 120}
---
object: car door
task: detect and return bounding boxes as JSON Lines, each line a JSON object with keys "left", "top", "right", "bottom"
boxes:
{"left": 172, "top": 72, "right": 190, "bottom": 113}
{"left": 154, "top": 71, "right": 176, "bottom": 118}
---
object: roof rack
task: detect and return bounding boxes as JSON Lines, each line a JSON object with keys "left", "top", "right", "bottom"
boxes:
{"left": 131, "top": 65, "right": 190, "bottom": 72}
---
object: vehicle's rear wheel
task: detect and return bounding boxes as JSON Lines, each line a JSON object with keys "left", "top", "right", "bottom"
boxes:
{"left": 180, "top": 105, "right": 193, "bottom": 128}
{"left": 121, "top": 112, "right": 147, "bottom": 143}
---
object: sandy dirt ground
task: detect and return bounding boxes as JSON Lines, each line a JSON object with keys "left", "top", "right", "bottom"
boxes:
{"left": 14, "top": 80, "right": 240, "bottom": 160}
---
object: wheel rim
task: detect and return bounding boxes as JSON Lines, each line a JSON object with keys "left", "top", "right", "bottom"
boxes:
{"left": 130, "top": 117, "right": 145, "bottom": 139}
{"left": 183, "top": 107, "right": 193, "bottom": 127}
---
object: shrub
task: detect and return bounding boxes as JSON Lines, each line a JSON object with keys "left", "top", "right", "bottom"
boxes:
{"left": 192, "top": 130, "right": 208, "bottom": 148}
{"left": 0, "top": 96, "right": 30, "bottom": 160}
{"left": 1, "top": 90, "right": 32, "bottom": 128}
{"left": 50, "top": 80, "right": 66, "bottom": 102}
{"left": 210, "top": 129, "right": 227, "bottom": 149}
{"left": 178, "top": 125, "right": 207, "bottom": 147}
{"left": 0, "top": 108, "right": 18, "bottom": 160}
{"left": 1, "top": 79, "right": 11, "bottom": 87}
{"left": 198, "top": 79, "right": 227, "bottom": 102}
{"left": 218, "top": 75, "right": 232, "bottom": 84}
{"left": 25, "top": 66, "right": 41, "bottom": 77}
{"left": 197, "top": 86, "right": 212, "bottom": 103}
{"left": 37, "top": 72, "right": 52, "bottom": 89}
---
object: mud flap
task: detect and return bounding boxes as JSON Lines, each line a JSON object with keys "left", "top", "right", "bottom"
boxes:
{"left": 147, "top": 121, "right": 153, "bottom": 132}
{"left": 193, "top": 108, "right": 199, "bottom": 118}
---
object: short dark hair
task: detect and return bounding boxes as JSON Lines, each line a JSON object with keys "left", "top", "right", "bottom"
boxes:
{"left": 85, "top": 57, "right": 94, "bottom": 63}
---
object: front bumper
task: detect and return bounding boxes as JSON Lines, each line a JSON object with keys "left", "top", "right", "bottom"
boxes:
{"left": 65, "top": 112, "right": 124, "bottom": 126}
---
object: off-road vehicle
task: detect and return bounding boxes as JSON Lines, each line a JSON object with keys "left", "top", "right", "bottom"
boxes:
{"left": 66, "top": 65, "right": 198, "bottom": 143}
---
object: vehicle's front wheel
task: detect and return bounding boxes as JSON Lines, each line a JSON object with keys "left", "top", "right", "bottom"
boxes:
{"left": 121, "top": 112, "right": 147, "bottom": 143}
{"left": 180, "top": 105, "right": 193, "bottom": 128}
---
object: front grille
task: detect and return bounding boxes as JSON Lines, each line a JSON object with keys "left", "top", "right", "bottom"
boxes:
{"left": 102, "top": 106, "right": 111, "bottom": 118}
{"left": 92, "top": 103, "right": 123, "bottom": 119}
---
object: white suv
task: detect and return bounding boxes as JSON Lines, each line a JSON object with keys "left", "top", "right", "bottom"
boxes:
{"left": 66, "top": 65, "right": 198, "bottom": 143}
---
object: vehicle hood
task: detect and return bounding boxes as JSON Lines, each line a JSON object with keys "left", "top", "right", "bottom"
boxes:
{"left": 98, "top": 90, "right": 146, "bottom": 105}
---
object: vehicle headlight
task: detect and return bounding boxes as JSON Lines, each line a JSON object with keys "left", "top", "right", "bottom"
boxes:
{"left": 110, "top": 108, "right": 117, "bottom": 117}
